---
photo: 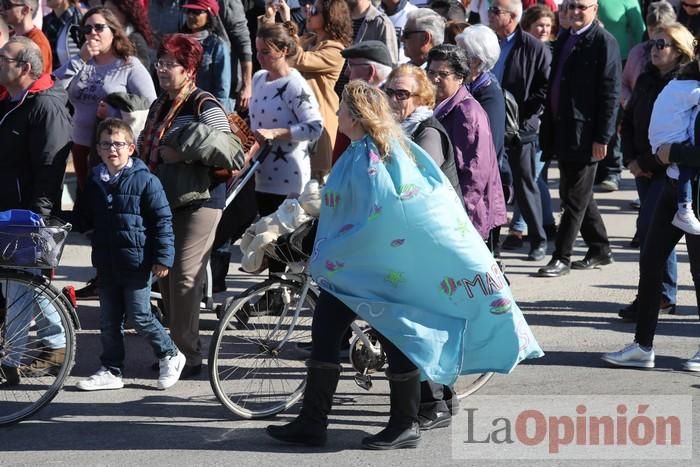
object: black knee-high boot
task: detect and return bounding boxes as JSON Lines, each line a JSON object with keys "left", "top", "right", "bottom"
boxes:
{"left": 266, "top": 360, "right": 341, "bottom": 446}
{"left": 362, "top": 369, "right": 421, "bottom": 450}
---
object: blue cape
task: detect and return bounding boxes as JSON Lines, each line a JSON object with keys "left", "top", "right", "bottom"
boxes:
{"left": 308, "top": 136, "right": 543, "bottom": 385}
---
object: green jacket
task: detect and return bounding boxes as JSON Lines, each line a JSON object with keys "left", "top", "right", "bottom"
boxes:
{"left": 597, "top": 0, "right": 646, "bottom": 61}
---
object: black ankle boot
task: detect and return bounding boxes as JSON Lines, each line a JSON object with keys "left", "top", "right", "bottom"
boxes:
{"left": 266, "top": 360, "right": 341, "bottom": 446}
{"left": 362, "top": 369, "right": 421, "bottom": 450}
{"left": 0, "top": 365, "right": 20, "bottom": 387}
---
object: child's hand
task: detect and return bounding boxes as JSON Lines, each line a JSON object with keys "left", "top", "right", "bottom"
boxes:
{"left": 152, "top": 264, "right": 169, "bottom": 279}
{"left": 656, "top": 144, "right": 672, "bottom": 165}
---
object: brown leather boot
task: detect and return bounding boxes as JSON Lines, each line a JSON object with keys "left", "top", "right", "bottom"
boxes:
{"left": 21, "top": 347, "right": 66, "bottom": 377}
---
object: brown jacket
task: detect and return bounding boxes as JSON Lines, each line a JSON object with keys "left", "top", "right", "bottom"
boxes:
{"left": 289, "top": 36, "right": 345, "bottom": 175}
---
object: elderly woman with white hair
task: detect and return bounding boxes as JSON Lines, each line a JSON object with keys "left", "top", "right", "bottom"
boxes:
{"left": 455, "top": 24, "right": 509, "bottom": 250}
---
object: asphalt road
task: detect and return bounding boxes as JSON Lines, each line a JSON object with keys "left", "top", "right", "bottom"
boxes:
{"left": 1, "top": 169, "right": 699, "bottom": 467}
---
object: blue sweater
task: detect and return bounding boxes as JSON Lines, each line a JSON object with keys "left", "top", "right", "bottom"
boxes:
{"left": 83, "top": 157, "right": 174, "bottom": 277}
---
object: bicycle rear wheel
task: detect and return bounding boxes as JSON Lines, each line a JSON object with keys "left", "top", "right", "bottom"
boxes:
{"left": 0, "top": 270, "right": 76, "bottom": 425}
{"left": 454, "top": 372, "right": 494, "bottom": 399}
{"left": 209, "top": 278, "right": 317, "bottom": 419}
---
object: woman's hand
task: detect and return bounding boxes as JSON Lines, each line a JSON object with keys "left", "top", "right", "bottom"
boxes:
{"left": 152, "top": 264, "right": 169, "bottom": 279}
{"left": 254, "top": 128, "right": 284, "bottom": 143}
{"left": 158, "top": 146, "right": 184, "bottom": 163}
{"left": 79, "top": 40, "right": 100, "bottom": 62}
{"left": 656, "top": 144, "right": 672, "bottom": 165}
{"left": 278, "top": 0, "right": 291, "bottom": 22}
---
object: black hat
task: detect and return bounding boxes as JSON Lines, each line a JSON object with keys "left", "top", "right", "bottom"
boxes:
{"left": 341, "top": 40, "right": 395, "bottom": 68}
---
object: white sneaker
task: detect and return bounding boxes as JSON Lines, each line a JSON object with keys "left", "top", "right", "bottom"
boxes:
{"left": 158, "top": 350, "right": 185, "bottom": 390}
{"left": 682, "top": 347, "right": 700, "bottom": 372}
{"left": 672, "top": 209, "right": 700, "bottom": 235}
{"left": 76, "top": 367, "right": 124, "bottom": 391}
{"left": 601, "top": 343, "right": 655, "bottom": 368}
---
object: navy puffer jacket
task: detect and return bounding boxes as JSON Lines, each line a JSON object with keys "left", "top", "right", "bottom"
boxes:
{"left": 83, "top": 158, "right": 174, "bottom": 276}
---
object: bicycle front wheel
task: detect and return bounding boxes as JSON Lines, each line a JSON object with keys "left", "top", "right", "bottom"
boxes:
{"left": 0, "top": 270, "right": 76, "bottom": 425}
{"left": 209, "top": 278, "right": 317, "bottom": 419}
{"left": 454, "top": 372, "right": 494, "bottom": 399}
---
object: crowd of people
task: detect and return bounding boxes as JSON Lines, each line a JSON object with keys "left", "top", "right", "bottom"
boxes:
{"left": 1, "top": 0, "right": 699, "bottom": 451}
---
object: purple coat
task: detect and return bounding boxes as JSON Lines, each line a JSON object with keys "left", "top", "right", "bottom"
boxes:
{"left": 434, "top": 85, "right": 507, "bottom": 239}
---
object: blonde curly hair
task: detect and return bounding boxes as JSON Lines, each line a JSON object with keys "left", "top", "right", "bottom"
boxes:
{"left": 341, "top": 80, "right": 409, "bottom": 159}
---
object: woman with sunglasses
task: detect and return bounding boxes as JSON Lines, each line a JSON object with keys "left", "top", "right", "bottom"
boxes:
{"left": 103, "top": 0, "right": 156, "bottom": 70}
{"left": 180, "top": 0, "right": 233, "bottom": 111}
{"left": 55, "top": 7, "right": 157, "bottom": 196}
{"left": 264, "top": 0, "right": 351, "bottom": 180}
{"left": 427, "top": 43, "right": 506, "bottom": 250}
{"left": 139, "top": 33, "right": 244, "bottom": 379}
{"left": 603, "top": 22, "right": 700, "bottom": 372}
{"left": 613, "top": 22, "right": 695, "bottom": 323}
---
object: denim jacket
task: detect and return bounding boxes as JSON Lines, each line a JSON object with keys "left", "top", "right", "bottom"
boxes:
{"left": 197, "top": 33, "right": 233, "bottom": 112}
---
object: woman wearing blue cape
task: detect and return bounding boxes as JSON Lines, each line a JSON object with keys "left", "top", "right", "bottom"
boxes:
{"left": 266, "top": 81, "right": 543, "bottom": 450}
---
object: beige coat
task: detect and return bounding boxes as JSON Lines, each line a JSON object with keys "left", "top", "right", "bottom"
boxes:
{"left": 289, "top": 36, "right": 345, "bottom": 176}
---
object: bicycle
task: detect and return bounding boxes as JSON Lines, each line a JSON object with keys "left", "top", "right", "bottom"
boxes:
{"left": 208, "top": 221, "right": 493, "bottom": 419}
{"left": 0, "top": 217, "right": 79, "bottom": 425}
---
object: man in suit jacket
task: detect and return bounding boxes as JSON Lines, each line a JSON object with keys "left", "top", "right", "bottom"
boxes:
{"left": 537, "top": 0, "right": 622, "bottom": 277}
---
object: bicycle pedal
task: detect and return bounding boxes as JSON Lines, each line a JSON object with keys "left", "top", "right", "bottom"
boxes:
{"left": 354, "top": 373, "right": 372, "bottom": 391}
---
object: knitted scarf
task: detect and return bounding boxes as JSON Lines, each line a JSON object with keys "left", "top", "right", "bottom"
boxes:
{"left": 140, "top": 80, "right": 197, "bottom": 171}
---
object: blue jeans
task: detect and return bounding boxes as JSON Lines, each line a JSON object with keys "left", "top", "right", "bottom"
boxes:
{"left": 636, "top": 175, "right": 677, "bottom": 304}
{"left": 99, "top": 272, "right": 177, "bottom": 373}
{"left": 2, "top": 270, "right": 66, "bottom": 368}
{"left": 511, "top": 154, "right": 555, "bottom": 232}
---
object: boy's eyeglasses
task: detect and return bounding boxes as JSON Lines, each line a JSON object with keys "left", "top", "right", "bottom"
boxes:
{"left": 81, "top": 23, "right": 109, "bottom": 34}
{"left": 652, "top": 39, "right": 674, "bottom": 50}
{"left": 98, "top": 141, "right": 130, "bottom": 151}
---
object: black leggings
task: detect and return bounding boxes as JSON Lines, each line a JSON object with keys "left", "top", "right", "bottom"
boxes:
{"left": 310, "top": 290, "right": 417, "bottom": 375}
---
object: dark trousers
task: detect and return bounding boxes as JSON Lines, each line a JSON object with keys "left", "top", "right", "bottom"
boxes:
{"left": 636, "top": 175, "right": 677, "bottom": 304}
{"left": 635, "top": 179, "right": 700, "bottom": 347}
{"left": 553, "top": 161, "right": 610, "bottom": 263}
{"left": 596, "top": 107, "right": 623, "bottom": 183}
{"left": 310, "top": 291, "right": 417, "bottom": 375}
{"left": 509, "top": 141, "right": 546, "bottom": 246}
{"left": 256, "top": 191, "right": 288, "bottom": 274}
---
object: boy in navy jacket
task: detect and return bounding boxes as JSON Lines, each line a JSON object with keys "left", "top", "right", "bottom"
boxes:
{"left": 76, "top": 118, "right": 185, "bottom": 391}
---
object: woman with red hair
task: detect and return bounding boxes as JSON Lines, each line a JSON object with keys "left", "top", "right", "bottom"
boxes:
{"left": 139, "top": 33, "right": 245, "bottom": 378}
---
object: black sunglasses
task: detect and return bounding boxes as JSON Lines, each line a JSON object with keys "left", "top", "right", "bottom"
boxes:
{"left": 0, "top": 0, "right": 25, "bottom": 9}
{"left": 682, "top": 2, "right": 700, "bottom": 9}
{"left": 80, "top": 23, "right": 109, "bottom": 34}
{"left": 567, "top": 3, "right": 596, "bottom": 11}
{"left": 652, "top": 39, "right": 674, "bottom": 50}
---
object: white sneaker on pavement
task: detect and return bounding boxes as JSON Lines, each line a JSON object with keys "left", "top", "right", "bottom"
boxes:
{"left": 671, "top": 209, "right": 700, "bottom": 235}
{"left": 682, "top": 347, "right": 700, "bottom": 372}
{"left": 158, "top": 350, "right": 185, "bottom": 390}
{"left": 601, "top": 343, "right": 655, "bottom": 368}
{"left": 76, "top": 367, "right": 124, "bottom": 391}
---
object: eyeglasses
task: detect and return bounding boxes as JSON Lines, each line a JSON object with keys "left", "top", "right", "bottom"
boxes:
{"left": 98, "top": 141, "right": 131, "bottom": 151}
{"left": 184, "top": 8, "right": 207, "bottom": 15}
{"left": 682, "top": 1, "right": 700, "bottom": 8}
{"left": 155, "top": 59, "right": 182, "bottom": 70}
{"left": 304, "top": 4, "right": 319, "bottom": 16}
{"left": 0, "top": 55, "right": 22, "bottom": 65}
{"left": 487, "top": 6, "right": 510, "bottom": 16}
{"left": 81, "top": 23, "right": 110, "bottom": 34}
{"left": 0, "top": 0, "right": 25, "bottom": 10}
{"left": 384, "top": 88, "right": 416, "bottom": 101}
{"left": 652, "top": 39, "right": 674, "bottom": 50}
{"left": 401, "top": 30, "right": 426, "bottom": 39}
{"left": 567, "top": 3, "right": 596, "bottom": 11}
{"left": 427, "top": 69, "right": 456, "bottom": 80}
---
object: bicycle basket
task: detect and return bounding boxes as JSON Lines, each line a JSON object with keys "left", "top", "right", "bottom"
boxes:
{"left": 0, "top": 217, "right": 72, "bottom": 268}
{"left": 265, "top": 219, "right": 317, "bottom": 265}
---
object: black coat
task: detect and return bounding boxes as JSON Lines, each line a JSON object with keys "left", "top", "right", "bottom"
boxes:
{"left": 500, "top": 28, "right": 551, "bottom": 142}
{"left": 621, "top": 65, "right": 678, "bottom": 175}
{"left": 540, "top": 22, "right": 622, "bottom": 162}
{"left": 412, "top": 116, "right": 460, "bottom": 195}
{"left": 0, "top": 78, "right": 72, "bottom": 216}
